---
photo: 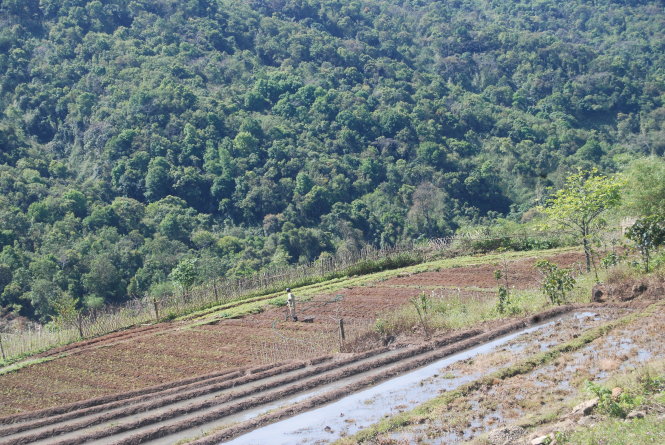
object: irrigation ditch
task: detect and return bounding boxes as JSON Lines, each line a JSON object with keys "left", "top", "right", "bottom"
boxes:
{"left": 0, "top": 302, "right": 639, "bottom": 445}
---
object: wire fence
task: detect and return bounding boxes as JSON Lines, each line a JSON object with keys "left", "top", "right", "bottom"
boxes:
{"left": 0, "top": 229, "right": 580, "bottom": 363}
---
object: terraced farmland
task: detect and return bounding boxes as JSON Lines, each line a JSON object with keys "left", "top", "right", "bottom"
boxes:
{"left": 1, "top": 248, "right": 662, "bottom": 444}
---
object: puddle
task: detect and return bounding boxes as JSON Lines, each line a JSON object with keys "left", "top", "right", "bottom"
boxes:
{"left": 223, "top": 315, "right": 584, "bottom": 444}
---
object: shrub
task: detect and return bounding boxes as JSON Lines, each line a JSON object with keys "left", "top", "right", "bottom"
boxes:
{"left": 373, "top": 318, "right": 388, "bottom": 335}
{"left": 604, "top": 263, "right": 640, "bottom": 285}
{"left": 625, "top": 215, "right": 665, "bottom": 272}
{"left": 410, "top": 292, "right": 432, "bottom": 338}
{"left": 535, "top": 259, "right": 576, "bottom": 305}
{"left": 585, "top": 381, "right": 640, "bottom": 418}
{"left": 469, "top": 236, "right": 564, "bottom": 253}
{"left": 344, "top": 252, "right": 421, "bottom": 276}
{"left": 494, "top": 268, "right": 518, "bottom": 314}
{"left": 601, "top": 251, "right": 620, "bottom": 270}
{"left": 165, "top": 311, "right": 178, "bottom": 320}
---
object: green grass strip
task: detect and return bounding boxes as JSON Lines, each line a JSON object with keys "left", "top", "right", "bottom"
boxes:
{"left": 0, "top": 355, "right": 61, "bottom": 376}
{"left": 558, "top": 416, "right": 665, "bottom": 445}
{"left": 337, "top": 302, "right": 663, "bottom": 444}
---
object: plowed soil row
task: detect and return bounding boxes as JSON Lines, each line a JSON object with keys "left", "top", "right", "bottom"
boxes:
{"left": 0, "top": 306, "right": 589, "bottom": 445}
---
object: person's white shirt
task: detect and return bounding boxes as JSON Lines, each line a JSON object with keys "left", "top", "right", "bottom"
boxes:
{"left": 287, "top": 292, "right": 296, "bottom": 320}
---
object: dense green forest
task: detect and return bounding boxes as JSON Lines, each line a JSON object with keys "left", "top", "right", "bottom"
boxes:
{"left": 0, "top": 0, "right": 664, "bottom": 322}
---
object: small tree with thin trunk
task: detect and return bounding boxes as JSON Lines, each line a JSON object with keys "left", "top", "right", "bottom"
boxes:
{"left": 538, "top": 168, "right": 623, "bottom": 273}
{"left": 170, "top": 258, "right": 198, "bottom": 302}
{"left": 52, "top": 294, "right": 84, "bottom": 338}
{"left": 535, "top": 260, "right": 576, "bottom": 305}
{"left": 625, "top": 215, "right": 665, "bottom": 273}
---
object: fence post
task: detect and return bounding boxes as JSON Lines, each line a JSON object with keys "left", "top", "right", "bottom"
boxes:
{"left": 0, "top": 333, "right": 5, "bottom": 361}
{"left": 338, "top": 318, "right": 345, "bottom": 349}
{"left": 153, "top": 297, "right": 160, "bottom": 321}
{"left": 76, "top": 313, "right": 84, "bottom": 338}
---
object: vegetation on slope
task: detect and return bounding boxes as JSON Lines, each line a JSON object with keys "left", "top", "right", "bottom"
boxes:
{"left": 1, "top": 0, "right": 664, "bottom": 322}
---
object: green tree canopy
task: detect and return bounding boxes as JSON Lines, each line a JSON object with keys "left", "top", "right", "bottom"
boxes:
{"left": 1, "top": 0, "right": 665, "bottom": 321}
{"left": 539, "top": 168, "right": 623, "bottom": 272}
{"left": 625, "top": 215, "right": 665, "bottom": 273}
{"left": 622, "top": 157, "right": 665, "bottom": 218}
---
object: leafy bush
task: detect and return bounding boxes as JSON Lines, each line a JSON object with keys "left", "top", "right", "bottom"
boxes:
{"left": 535, "top": 260, "right": 576, "bottom": 305}
{"left": 638, "top": 368, "right": 665, "bottom": 394}
{"left": 585, "top": 381, "right": 640, "bottom": 418}
{"left": 601, "top": 251, "right": 620, "bottom": 269}
{"left": 344, "top": 253, "right": 422, "bottom": 277}
{"left": 494, "top": 268, "right": 518, "bottom": 315}
{"left": 625, "top": 215, "right": 665, "bottom": 272}
{"left": 373, "top": 318, "right": 389, "bottom": 336}
{"left": 165, "top": 311, "right": 178, "bottom": 321}
{"left": 467, "top": 235, "right": 565, "bottom": 253}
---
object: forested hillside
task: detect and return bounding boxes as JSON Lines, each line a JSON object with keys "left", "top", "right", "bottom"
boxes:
{"left": 1, "top": 0, "right": 664, "bottom": 322}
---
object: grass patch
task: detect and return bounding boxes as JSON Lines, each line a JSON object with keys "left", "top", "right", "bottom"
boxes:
{"left": 187, "top": 293, "right": 316, "bottom": 328}
{"left": 0, "top": 355, "right": 60, "bottom": 376}
{"left": 373, "top": 288, "right": 551, "bottom": 337}
{"left": 553, "top": 359, "right": 665, "bottom": 444}
{"left": 556, "top": 416, "right": 665, "bottom": 444}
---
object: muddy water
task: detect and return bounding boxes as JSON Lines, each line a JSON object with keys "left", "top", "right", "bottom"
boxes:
{"left": 141, "top": 350, "right": 417, "bottom": 445}
{"left": 223, "top": 312, "right": 604, "bottom": 445}
{"left": 403, "top": 308, "right": 661, "bottom": 445}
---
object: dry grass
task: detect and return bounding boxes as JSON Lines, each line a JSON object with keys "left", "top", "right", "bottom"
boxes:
{"left": 605, "top": 263, "right": 642, "bottom": 285}
{"left": 373, "top": 287, "right": 551, "bottom": 339}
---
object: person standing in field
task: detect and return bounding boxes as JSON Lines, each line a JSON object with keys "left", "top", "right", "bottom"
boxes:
{"left": 286, "top": 288, "right": 297, "bottom": 321}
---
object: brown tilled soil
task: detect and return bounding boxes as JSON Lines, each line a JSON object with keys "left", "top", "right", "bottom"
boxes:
{"left": 594, "top": 271, "right": 665, "bottom": 303}
{"left": 0, "top": 251, "right": 586, "bottom": 417}
{"left": 382, "top": 252, "right": 585, "bottom": 290}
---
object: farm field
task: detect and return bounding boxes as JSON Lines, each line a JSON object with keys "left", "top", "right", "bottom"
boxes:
{"left": 0, "top": 247, "right": 662, "bottom": 445}
{"left": 0, "top": 249, "right": 581, "bottom": 414}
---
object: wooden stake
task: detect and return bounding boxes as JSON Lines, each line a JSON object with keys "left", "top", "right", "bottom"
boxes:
{"left": 338, "top": 318, "right": 346, "bottom": 349}
{"left": 153, "top": 297, "right": 160, "bottom": 320}
{"left": 76, "top": 312, "right": 84, "bottom": 338}
{"left": 0, "top": 334, "right": 6, "bottom": 361}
